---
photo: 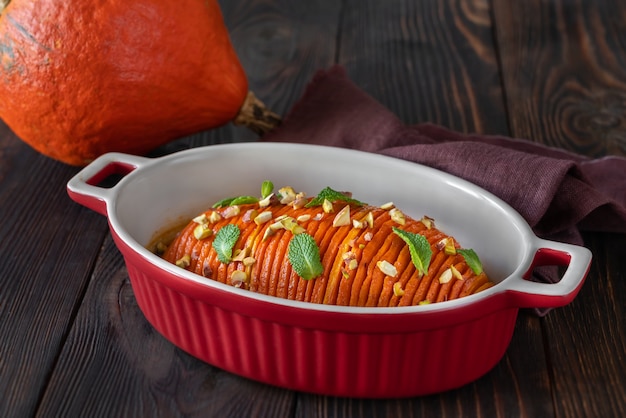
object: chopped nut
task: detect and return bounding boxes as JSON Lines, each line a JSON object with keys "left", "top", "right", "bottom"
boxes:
{"left": 262, "top": 227, "right": 276, "bottom": 241}
{"left": 279, "top": 216, "right": 296, "bottom": 229}
{"left": 353, "top": 211, "right": 373, "bottom": 229}
{"left": 242, "top": 209, "right": 258, "bottom": 223}
{"left": 364, "top": 232, "right": 373, "bottom": 241}
{"left": 364, "top": 211, "right": 374, "bottom": 228}
{"left": 280, "top": 217, "right": 306, "bottom": 234}
{"left": 193, "top": 223, "right": 213, "bottom": 240}
{"left": 254, "top": 211, "right": 273, "bottom": 225}
{"left": 439, "top": 268, "right": 453, "bottom": 284}
{"left": 269, "top": 220, "right": 285, "bottom": 232}
{"left": 291, "top": 193, "right": 307, "bottom": 209}
{"left": 192, "top": 213, "right": 208, "bottom": 224}
{"left": 208, "top": 211, "right": 222, "bottom": 223}
{"left": 278, "top": 186, "right": 296, "bottom": 204}
{"left": 258, "top": 193, "right": 274, "bottom": 207}
{"left": 296, "top": 214, "right": 311, "bottom": 223}
{"left": 222, "top": 205, "right": 240, "bottom": 219}
{"left": 380, "top": 202, "right": 394, "bottom": 210}
{"left": 451, "top": 265, "right": 463, "bottom": 280}
{"left": 342, "top": 251, "right": 355, "bottom": 261}
{"left": 175, "top": 254, "right": 191, "bottom": 268}
{"left": 436, "top": 237, "right": 448, "bottom": 251}
{"left": 322, "top": 199, "right": 334, "bottom": 213}
{"left": 420, "top": 216, "right": 435, "bottom": 229}
{"left": 231, "top": 270, "right": 248, "bottom": 287}
{"left": 444, "top": 237, "right": 457, "bottom": 255}
{"left": 377, "top": 260, "right": 397, "bottom": 277}
{"left": 332, "top": 205, "right": 351, "bottom": 227}
{"left": 393, "top": 282, "right": 405, "bottom": 297}
{"left": 232, "top": 247, "right": 249, "bottom": 262}
{"left": 242, "top": 256, "right": 256, "bottom": 267}
{"left": 313, "top": 213, "right": 324, "bottom": 221}
{"left": 347, "top": 259, "right": 358, "bottom": 270}
{"left": 389, "top": 208, "right": 406, "bottom": 225}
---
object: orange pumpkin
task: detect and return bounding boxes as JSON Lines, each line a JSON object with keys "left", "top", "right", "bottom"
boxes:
{"left": 159, "top": 200, "right": 494, "bottom": 307}
{"left": 0, "top": 0, "right": 277, "bottom": 166}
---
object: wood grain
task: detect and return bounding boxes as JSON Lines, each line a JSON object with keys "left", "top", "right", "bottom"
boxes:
{"left": 0, "top": 129, "right": 109, "bottom": 417}
{"left": 493, "top": 0, "right": 626, "bottom": 157}
{"left": 338, "top": 0, "right": 508, "bottom": 134}
{"left": 542, "top": 233, "right": 626, "bottom": 418}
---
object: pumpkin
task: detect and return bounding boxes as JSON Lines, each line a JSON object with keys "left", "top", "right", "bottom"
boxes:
{"left": 157, "top": 190, "right": 494, "bottom": 307}
{"left": 0, "top": 0, "right": 278, "bottom": 166}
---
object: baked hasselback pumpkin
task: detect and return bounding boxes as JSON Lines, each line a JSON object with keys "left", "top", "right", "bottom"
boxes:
{"left": 158, "top": 183, "right": 494, "bottom": 307}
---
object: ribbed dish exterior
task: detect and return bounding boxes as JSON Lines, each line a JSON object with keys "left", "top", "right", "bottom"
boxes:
{"left": 125, "top": 259, "right": 517, "bottom": 398}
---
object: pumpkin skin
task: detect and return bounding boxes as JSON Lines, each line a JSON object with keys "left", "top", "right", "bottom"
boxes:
{"left": 0, "top": 0, "right": 248, "bottom": 165}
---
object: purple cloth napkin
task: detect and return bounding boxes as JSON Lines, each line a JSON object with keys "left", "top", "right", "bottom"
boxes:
{"left": 262, "top": 66, "right": 626, "bottom": 313}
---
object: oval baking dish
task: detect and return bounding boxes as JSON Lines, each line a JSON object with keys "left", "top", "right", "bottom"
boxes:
{"left": 67, "top": 143, "right": 592, "bottom": 398}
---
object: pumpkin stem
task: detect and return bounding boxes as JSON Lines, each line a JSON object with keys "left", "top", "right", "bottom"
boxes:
{"left": 0, "top": 0, "right": 9, "bottom": 16}
{"left": 233, "top": 91, "right": 282, "bottom": 136}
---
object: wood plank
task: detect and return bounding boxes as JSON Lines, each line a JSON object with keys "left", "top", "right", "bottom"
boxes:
{"left": 37, "top": 235, "right": 296, "bottom": 417}
{"left": 0, "top": 125, "right": 110, "bottom": 417}
{"left": 542, "top": 233, "right": 626, "bottom": 418}
{"left": 338, "top": 0, "right": 509, "bottom": 134}
{"left": 494, "top": 0, "right": 626, "bottom": 416}
{"left": 493, "top": 0, "right": 626, "bottom": 157}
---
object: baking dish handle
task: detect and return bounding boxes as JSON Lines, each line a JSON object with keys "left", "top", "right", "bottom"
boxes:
{"left": 66, "top": 153, "right": 151, "bottom": 217}
{"left": 505, "top": 239, "right": 592, "bottom": 308}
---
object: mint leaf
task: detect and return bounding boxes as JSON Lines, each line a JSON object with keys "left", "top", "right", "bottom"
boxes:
{"left": 305, "top": 186, "right": 365, "bottom": 207}
{"left": 213, "top": 195, "right": 259, "bottom": 208}
{"left": 212, "top": 197, "right": 236, "bottom": 209}
{"left": 213, "top": 224, "right": 240, "bottom": 263}
{"left": 392, "top": 227, "right": 432, "bottom": 276}
{"left": 288, "top": 233, "right": 323, "bottom": 280}
{"left": 229, "top": 195, "right": 259, "bottom": 205}
{"left": 458, "top": 248, "right": 483, "bottom": 275}
{"left": 261, "top": 180, "right": 274, "bottom": 199}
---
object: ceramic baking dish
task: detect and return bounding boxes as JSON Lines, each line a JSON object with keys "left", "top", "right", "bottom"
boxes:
{"left": 67, "top": 142, "right": 592, "bottom": 398}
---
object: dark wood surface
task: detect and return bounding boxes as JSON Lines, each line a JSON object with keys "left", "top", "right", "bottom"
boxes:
{"left": 1, "top": 0, "right": 625, "bottom": 417}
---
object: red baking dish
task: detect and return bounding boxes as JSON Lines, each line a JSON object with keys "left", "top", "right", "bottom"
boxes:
{"left": 67, "top": 143, "right": 592, "bottom": 398}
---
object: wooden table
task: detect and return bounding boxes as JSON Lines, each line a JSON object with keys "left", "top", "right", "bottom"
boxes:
{"left": 1, "top": 1, "right": 625, "bottom": 417}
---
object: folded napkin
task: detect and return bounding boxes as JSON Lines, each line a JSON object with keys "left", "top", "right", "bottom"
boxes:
{"left": 262, "top": 66, "right": 626, "bottom": 314}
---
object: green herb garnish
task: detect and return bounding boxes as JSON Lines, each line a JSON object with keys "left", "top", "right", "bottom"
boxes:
{"left": 287, "top": 233, "right": 324, "bottom": 280}
{"left": 305, "top": 186, "right": 365, "bottom": 208}
{"left": 212, "top": 224, "right": 240, "bottom": 263}
{"left": 392, "top": 227, "right": 432, "bottom": 276}
{"left": 457, "top": 248, "right": 483, "bottom": 275}
{"left": 212, "top": 197, "right": 236, "bottom": 208}
{"left": 229, "top": 196, "right": 259, "bottom": 205}
{"left": 261, "top": 180, "right": 274, "bottom": 199}
{"left": 213, "top": 195, "right": 258, "bottom": 208}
